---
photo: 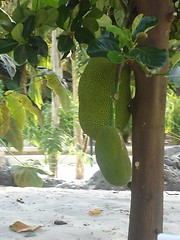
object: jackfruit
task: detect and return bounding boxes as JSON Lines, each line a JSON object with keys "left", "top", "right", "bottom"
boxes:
{"left": 95, "top": 126, "right": 132, "bottom": 186}
{"left": 78, "top": 57, "right": 131, "bottom": 140}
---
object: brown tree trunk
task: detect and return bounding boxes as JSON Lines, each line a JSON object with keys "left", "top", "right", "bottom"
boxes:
{"left": 128, "top": 1, "right": 174, "bottom": 240}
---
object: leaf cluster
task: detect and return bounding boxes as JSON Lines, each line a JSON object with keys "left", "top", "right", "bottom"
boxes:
{"left": 0, "top": 0, "right": 179, "bottom": 152}
{"left": 0, "top": 65, "right": 71, "bottom": 152}
{"left": 0, "top": 1, "right": 178, "bottom": 73}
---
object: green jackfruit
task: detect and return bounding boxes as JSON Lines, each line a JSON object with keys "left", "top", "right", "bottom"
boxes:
{"left": 78, "top": 57, "right": 131, "bottom": 140}
{"left": 95, "top": 126, "right": 132, "bottom": 186}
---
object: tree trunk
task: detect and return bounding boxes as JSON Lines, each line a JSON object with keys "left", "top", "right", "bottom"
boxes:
{"left": 51, "top": 30, "right": 62, "bottom": 127}
{"left": 71, "top": 57, "right": 84, "bottom": 179}
{"left": 20, "top": 64, "right": 27, "bottom": 94}
{"left": 49, "top": 30, "right": 62, "bottom": 177}
{"left": 128, "top": 1, "right": 174, "bottom": 240}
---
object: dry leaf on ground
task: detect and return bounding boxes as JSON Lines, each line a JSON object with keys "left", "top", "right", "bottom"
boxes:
{"left": 88, "top": 209, "right": 102, "bottom": 215}
{"left": 9, "top": 221, "right": 43, "bottom": 233}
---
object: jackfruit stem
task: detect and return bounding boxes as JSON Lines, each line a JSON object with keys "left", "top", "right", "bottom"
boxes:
{"left": 110, "top": 63, "right": 125, "bottom": 127}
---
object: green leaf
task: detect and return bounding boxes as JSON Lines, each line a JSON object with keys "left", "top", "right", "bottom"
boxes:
{"left": 45, "top": 71, "right": 70, "bottom": 113}
{"left": 32, "top": 0, "right": 59, "bottom": 9}
{"left": 79, "top": 0, "right": 91, "bottom": 17}
{"left": 7, "top": 91, "right": 43, "bottom": 125}
{"left": 26, "top": 44, "right": 38, "bottom": 67}
{"left": 28, "top": 36, "right": 48, "bottom": 57}
{"left": 57, "top": 5, "right": 70, "bottom": 29}
{"left": 12, "top": 2, "right": 24, "bottom": 22}
{"left": 71, "top": 16, "right": 83, "bottom": 31}
{"left": 83, "top": 18, "right": 99, "bottom": 34}
{"left": 0, "top": 102, "right": 10, "bottom": 136}
{"left": 35, "top": 9, "right": 47, "bottom": 27}
{"left": 1, "top": 21, "right": 16, "bottom": 33}
{"left": 169, "top": 39, "right": 180, "bottom": 49}
{"left": 171, "top": 51, "right": 180, "bottom": 68}
{"left": 57, "top": 34, "right": 75, "bottom": 52}
{"left": 0, "top": 8, "right": 14, "bottom": 32}
{"left": 21, "top": 0, "right": 31, "bottom": 9}
{"left": 45, "top": 0, "right": 59, "bottom": 7}
{"left": 75, "top": 27, "right": 95, "bottom": 44}
{"left": 0, "top": 8, "right": 13, "bottom": 23}
{"left": 5, "top": 92, "right": 26, "bottom": 130}
{"left": 44, "top": 7, "right": 59, "bottom": 27}
{"left": 11, "top": 23, "right": 25, "bottom": 43}
{"left": 3, "top": 118, "right": 23, "bottom": 152}
{"left": 106, "top": 25, "right": 132, "bottom": 48}
{"left": 0, "top": 38, "right": 18, "bottom": 53}
{"left": 106, "top": 24, "right": 123, "bottom": 36}
{"left": 28, "top": 77, "right": 43, "bottom": 109}
{"left": 25, "top": 160, "right": 53, "bottom": 176}
{"left": 97, "top": 14, "right": 112, "bottom": 28}
{"left": 132, "top": 14, "right": 143, "bottom": 33}
{"left": 96, "top": 0, "right": 105, "bottom": 11}
{"left": 168, "top": 66, "right": 180, "bottom": 86}
{"left": 82, "top": 7, "right": 103, "bottom": 33}
{"left": 22, "top": 15, "right": 35, "bottom": 38}
{"left": 84, "top": 6, "right": 103, "bottom": 19}
{"left": 14, "top": 44, "right": 27, "bottom": 65}
{"left": 10, "top": 165, "right": 44, "bottom": 187}
{"left": 132, "top": 16, "right": 158, "bottom": 40}
{"left": 110, "top": 0, "right": 122, "bottom": 9}
{"left": 107, "top": 51, "right": 125, "bottom": 64}
{"left": 66, "top": 0, "right": 80, "bottom": 9}
{"left": 113, "top": 8, "right": 125, "bottom": 27}
{"left": 87, "top": 37, "right": 120, "bottom": 58}
{"left": 129, "top": 47, "right": 167, "bottom": 68}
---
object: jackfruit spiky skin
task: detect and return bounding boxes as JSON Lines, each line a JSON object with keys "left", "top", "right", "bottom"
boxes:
{"left": 78, "top": 57, "right": 131, "bottom": 140}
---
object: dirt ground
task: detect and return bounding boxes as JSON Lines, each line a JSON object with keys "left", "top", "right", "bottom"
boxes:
{"left": 0, "top": 187, "right": 180, "bottom": 240}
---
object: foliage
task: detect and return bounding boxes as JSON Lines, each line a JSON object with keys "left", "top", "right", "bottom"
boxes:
{"left": 0, "top": 89, "right": 43, "bottom": 151}
{"left": 165, "top": 91, "right": 180, "bottom": 143}
{"left": 0, "top": 55, "right": 71, "bottom": 151}
{"left": 23, "top": 101, "right": 74, "bottom": 156}
{"left": 34, "top": 68, "right": 71, "bottom": 113}
{"left": 11, "top": 159, "right": 53, "bottom": 187}
{"left": 0, "top": 1, "right": 171, "bottom": 70}
{"left": 172, "top": 96, "right": 180, "bottom": 142}
{"left": 168, "top": 1, "right": 180, "bottom": 85}
{"left": 0, "top": 0, "right": 179, "bottom": 151}
{"left": 168, "top": 66, "right": 180, "bottom": 86}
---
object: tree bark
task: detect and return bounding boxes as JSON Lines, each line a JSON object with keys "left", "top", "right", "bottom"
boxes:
{"left": 49, "top": 30, "right": 62, "bottom": 177}
{"left": 51, "top": 30, "right": 62, "bottom": 127}
{"left": 20, "top": 64, "right": 27, "bottom": 94}
{"left": 71, "top": 57, "right": 84, "bottom": 179}
{"left": 128, "top": 1, "right": 174, "bottom": 240}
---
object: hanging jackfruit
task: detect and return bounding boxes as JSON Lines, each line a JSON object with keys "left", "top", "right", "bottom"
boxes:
{"left": 95, "top": 126, "right": 132, "bottom": 186}
{"left": 78, "top": 57, "right": 131, "bottom": 140}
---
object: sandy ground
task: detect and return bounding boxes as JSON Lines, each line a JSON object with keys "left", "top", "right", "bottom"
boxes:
{"left": 1, "top": 154, "right": 180, "bottom": 239}
{"left": 0, "top": 187, "right": 180, "bottom": 240}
